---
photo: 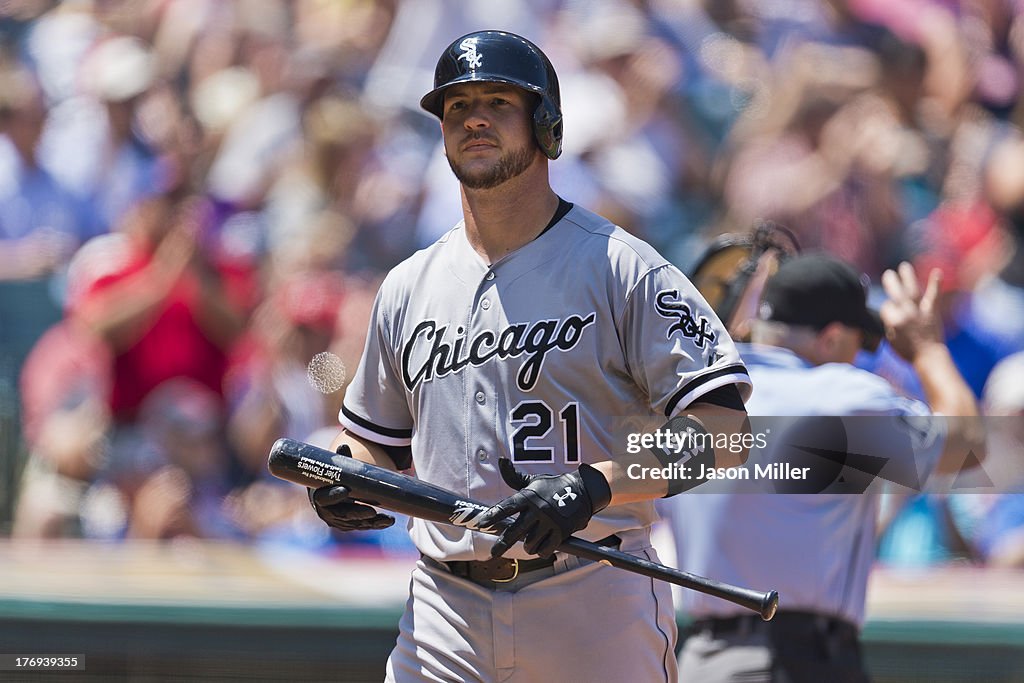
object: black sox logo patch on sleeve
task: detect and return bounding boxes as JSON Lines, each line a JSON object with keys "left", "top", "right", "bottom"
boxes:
{"left": 655, "top": 289, "right": 717, "bottom": 349}
{"left": 401, "top": 313, "right": 597, "bottom": 392}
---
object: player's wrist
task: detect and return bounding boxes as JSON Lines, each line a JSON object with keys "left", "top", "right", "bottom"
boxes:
{"left": 577, "top": 463, "right": 611, "bottom": 514}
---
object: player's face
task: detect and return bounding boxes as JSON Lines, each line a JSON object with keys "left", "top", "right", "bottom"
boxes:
{"left": 441, "top": 83, "right": 539, "bottom": 190}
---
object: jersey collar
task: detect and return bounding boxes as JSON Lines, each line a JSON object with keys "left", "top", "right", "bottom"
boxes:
{"left": 445, "top": 202, "right": 580, "bottom": 286}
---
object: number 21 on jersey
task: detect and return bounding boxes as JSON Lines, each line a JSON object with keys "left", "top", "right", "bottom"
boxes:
{"left": 508, "top": 401, "right": 580, "bottom": 463}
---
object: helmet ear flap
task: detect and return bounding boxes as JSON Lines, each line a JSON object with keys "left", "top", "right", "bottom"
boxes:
{"left": 533, "top": 95, "right": 562, "bottom": 160}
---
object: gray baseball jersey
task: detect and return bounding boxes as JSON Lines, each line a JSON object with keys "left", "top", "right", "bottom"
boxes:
{"left": 340, "top": 202, "right": 751, "bottom": 561}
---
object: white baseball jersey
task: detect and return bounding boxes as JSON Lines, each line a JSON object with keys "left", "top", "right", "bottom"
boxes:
{"left": 341, "top": 202, "right": 751, "bottom": 561}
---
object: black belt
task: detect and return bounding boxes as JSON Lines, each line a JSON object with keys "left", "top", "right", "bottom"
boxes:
{"left": 692, "top": 610, "right": 860, "bottom": 643}
{"left": 690, "top": 610, "right": 858, "bottom": 641}
{"left": 423, "top": 534, "right": 621, "bottom": 588}
{"left": 690, "top": 611, "right": 867, "bottom": 674}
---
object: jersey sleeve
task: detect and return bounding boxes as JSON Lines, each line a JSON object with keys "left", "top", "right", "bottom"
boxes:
{"left": 619, "top": 265, "right": 752, "bottom": 417}
{"left": 338, "top": 286, "right": 414, "bottom": 447}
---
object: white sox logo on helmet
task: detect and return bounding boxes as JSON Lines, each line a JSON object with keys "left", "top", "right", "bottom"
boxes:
{"left": 458, "top": 38, "right": 483, "bottom": 69}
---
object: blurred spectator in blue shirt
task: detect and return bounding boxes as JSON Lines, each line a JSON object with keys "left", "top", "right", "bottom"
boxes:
{"left": 954, "top": 352, "right": 1024, "bottom": 568}
{"left": 0, "top": 62, "right": 89, "bottom": 502}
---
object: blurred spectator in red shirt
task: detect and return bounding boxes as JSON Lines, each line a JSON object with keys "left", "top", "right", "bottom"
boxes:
{"left": 908, "top": 198, "right": 1009, "bottom": 396}
{"left": 72, "top": 192, "right": 245, "bottom": 423}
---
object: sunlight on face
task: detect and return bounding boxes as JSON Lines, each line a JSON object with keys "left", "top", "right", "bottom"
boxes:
{"left": 441, "top": 83, "right": 539, "bottom": 189}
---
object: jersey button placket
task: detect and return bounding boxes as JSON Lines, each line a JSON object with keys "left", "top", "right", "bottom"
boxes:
{"left": 472, "top": 275, "right": 497, "bottom": 476}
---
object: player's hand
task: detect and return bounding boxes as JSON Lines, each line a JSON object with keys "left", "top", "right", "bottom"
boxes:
{"left": 307, "top": 445, "right": 395, "bottom": 531}
{"left": 308, "top": 485, "right": 396, "bottom": 531}
{"left": 477, "top": 459, "right": 611, "bottom": 559}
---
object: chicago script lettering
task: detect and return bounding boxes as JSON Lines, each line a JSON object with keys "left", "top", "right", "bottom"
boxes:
{"left": 401, "top": 313, "right": 597, "bottom": 391}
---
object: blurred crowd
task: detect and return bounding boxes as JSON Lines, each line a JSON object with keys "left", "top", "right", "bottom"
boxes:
{"left": 0, "top": 0, "right": 1021, "bottom": 569}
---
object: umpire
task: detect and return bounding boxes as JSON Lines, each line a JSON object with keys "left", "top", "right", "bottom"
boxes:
{"left": 666, "top": 254, "right": 985, "bottom": 682}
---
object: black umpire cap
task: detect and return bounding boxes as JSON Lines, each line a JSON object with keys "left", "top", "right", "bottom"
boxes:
{"left": 758, "top": 253, "right": 884, "bottom": 351}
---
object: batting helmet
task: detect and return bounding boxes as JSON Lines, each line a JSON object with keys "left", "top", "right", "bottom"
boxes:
{"left": 420, "top": 30, "right": 563, "bottom": 160}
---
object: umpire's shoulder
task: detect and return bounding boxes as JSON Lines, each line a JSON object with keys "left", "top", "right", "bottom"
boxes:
{"left": 813, "top": 362, "right": 929, "bottom": 416}
{"left": 562, "top": 206, "right": 672, "bottom": 282}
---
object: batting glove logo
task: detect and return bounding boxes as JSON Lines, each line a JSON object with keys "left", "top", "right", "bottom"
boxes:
{"left": 552, "top": 486, "right": 578, "bottom": 507}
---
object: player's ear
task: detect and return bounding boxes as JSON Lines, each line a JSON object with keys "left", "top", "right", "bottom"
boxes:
{"left": 816, "top": 322, "right": 856, "bottom": 364}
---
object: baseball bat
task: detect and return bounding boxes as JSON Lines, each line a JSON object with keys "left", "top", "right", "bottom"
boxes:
{"left": 268, "top": 437, "right": 779, "bottom": 620}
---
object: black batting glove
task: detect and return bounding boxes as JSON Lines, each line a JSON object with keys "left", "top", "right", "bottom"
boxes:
{"left": 307, "top": 445, "right": 395, "bottom": 532}
{"left": 477, "top": 458, "right": 612, "bottom": 558}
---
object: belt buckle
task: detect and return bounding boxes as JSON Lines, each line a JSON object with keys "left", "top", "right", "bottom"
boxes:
{"left": 490, "top": 558, "right": 520, "bottom": 583}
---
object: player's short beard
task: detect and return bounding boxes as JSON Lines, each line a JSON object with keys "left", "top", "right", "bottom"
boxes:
{"left": 448, "top": 142, "right": 536, "bottom": 190}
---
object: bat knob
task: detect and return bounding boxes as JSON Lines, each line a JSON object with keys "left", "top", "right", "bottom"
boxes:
{"left": 760, "top": 590, "right": 779, "bottom": 621}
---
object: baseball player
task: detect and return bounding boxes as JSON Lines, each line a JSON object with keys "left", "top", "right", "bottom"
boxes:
{"left": 308, "top": 31, "right": 752, "bottom": 682}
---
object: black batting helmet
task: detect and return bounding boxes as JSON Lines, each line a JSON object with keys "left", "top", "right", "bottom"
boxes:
{"left": 420, "top": 30, "right": 563, "bottom": 160}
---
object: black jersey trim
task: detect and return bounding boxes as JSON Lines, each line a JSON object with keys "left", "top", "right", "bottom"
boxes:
{"left": 690, "top": 383, "right": 746, "bottom": 411}
{"left": 665, "top": 364, "right": 750, "bottom": 417}
{"left": 340, "top": 404, "right": 413, "bottom": 440}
